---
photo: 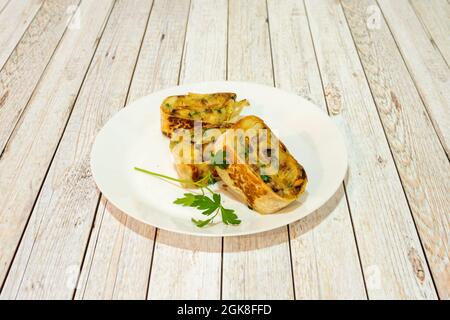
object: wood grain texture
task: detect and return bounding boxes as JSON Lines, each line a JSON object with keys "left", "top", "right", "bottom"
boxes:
{"left": 341, "top": 0, "right": 450, "bottom": 298}
{"left": 305, "top": 0, "right": 437, "bottom": 299}
{"left": 410, "top": 0, "right": 450, "bottom": 67}
{"left": 377, "top": 0, "right": 450, "bottom": 156}
{"left": 75, "top": 200, "right": 155, "bottom": 299}
{"left": 178, "top": 0, "right": 227, "bottom": 83}
{"left": 227, "top": 0, "right": 273, "bottom": 85}
{"left": 0, "top": 0, "right": 44, "bottom": 69}
{"left": 222, "top": 0, "right": 294, "bottom": 300}
{"left": 267, "top": 0, "right": 366, "bottom": 299}
{"left": 0, "top": 0, "right": 446, "bottom": 300}
{"left": 0, "top": 0, "right": 80, "bottom": 154}
{"left": 0, "top": 0, "right": 11, "bottom": 13}
{"left": 0, "top": 0, "right": 153, "bottom": 300}
{"left": 147, "top": 0, "right": 227, "bottom": 300}
{"left": 76, "top": 0, "right": 190, "bottom": 300}
{"left": 0, "top": 0, "right": 115, "bottom": 289}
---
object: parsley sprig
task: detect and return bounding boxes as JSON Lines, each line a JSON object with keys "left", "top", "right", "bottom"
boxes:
{"left": 134, "top": 167, "right": 241, "bottom": 227}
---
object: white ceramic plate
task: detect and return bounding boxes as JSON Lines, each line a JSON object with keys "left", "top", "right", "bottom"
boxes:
{"left": 91, "top": 81, "right": 347, "bottom": 236}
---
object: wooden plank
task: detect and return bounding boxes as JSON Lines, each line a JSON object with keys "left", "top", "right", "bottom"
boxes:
{"left": 127, "top": 0, "right": 191, "bottom": 98}
{"left": 0, "top": 0, "right": 153, "bottom": 300}
{"left": 222, "top": 0, "right": 294, "bottom": 300}
{"left": 0, "top": 0, "right": 115, "bottom": 290}
{"left": 75, "top": 200, "right": 156, "bottom": 299}
{"left": 342, "top": 0, "right": 450, "bottom": 299}
{"left": 146, "top": 0, "right": 227, "bottom": 300}
{"left": 178, "top": 0, "right": 227, "bottom": 83}
{"left": 0, "top": 0, "right": 11, "bottom": 14}
{"left": 377, "top": 0, "right": 450, "bottom": 156}
{"left": 267, "top": 0, "right": 367, "bottom": 299}
{"left": 304, "top": 0, "right": 437, "bottom": 299}
{"left": 227, "top": 0, "right": 273, "bottom": 85}
{"left": 0, "top": 0, "right": 80, "bottom": 154}
{"left": 76, "top": 0, "right": 191, "bottom": 300}
{"left": 0, "top": 0, "right": 44, "bottom": 69}
{"left": 410, "top": 0, "right": 450, "bottom": 67}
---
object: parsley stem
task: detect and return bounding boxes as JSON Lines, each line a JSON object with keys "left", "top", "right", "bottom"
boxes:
{"left": 135, "top": 166, "right": 240, "bottom": 227}
{"left": 204, "top": 185, "right": 214, "bottom": 195}
{"left": 134, "top": 167, "right": 190, "bottom": 183}
{"left": 134, "top": 166, "right": 212, "bottom": 188}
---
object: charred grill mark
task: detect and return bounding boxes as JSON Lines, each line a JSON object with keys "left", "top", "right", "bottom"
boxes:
{"left": 190, "top": 165, "right": 199, "bottom": 181}
{"left": 228, "top": 165, "right": 267, "bottom": 206}
{"left": 168, "top": 116, "right": 225, "bottom": 132}
{"left": 211, "top": 167, "right": 219, "bottom": 179}
{"left": 264, "top": 148, "right": 273, "bottom": 157}
{"left": 300, "top": 167, "right": 306, "bottom": 179}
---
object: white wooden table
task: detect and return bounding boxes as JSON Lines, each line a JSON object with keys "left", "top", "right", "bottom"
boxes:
{"left": 0, "top": 0, "right": 448, "bottom": 300}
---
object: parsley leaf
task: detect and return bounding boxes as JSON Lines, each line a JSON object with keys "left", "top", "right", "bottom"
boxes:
{"left": 221, "top": 207, "right": 241, "bottom": 225}
{"left": 213, "top": 193, "right": 221, "bottom": 204}
{"left": 191, "top": 217, "right": 214, "bottom": 228}
{"left": 174, "top": 193, "right": 220, "bottom": 216}
{"left": 174, "top": 193, "right": 200, "bottom": 206}
{"left": 135, "top": 167, "right": 241, "bottom": 228}
{"left": 211, "top": 150, "right": 229, "bottom": 169}
{"left": 192, "top": 195, "right": 218, "bottom": 211}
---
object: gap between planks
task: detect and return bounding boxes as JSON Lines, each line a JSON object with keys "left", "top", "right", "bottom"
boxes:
{"left": 0, "top": 0, "right": 102, "bottom": 291}
{"left": 1, "top": 0, "right": 153, "bottom": 299}
{"left": 77, "top": 0, "right": 191, "bottom": 300}
{"left": 341, "top": 0, "right": 449, "bottom": 298}
{"left": 304, "top": 0, "right": 437, "bottom": 299}
{"left": 0, "top": 0, "right": 116, "bottom": 295}
{"left": 376, "top": 0, "right": 450, "bottom": 158}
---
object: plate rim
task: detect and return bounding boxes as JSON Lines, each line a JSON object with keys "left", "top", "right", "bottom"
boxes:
{"left": 91, "top": 81, "right": 348, "bottom": 237}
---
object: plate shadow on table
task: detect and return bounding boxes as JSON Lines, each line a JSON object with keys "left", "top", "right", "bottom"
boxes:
{"left": 105, "top": 171, "right": 347, "bottom": 253}
{"left": 106, "top": 199, "right": 156, "bottom": 240}
{"left": 106, "top": 198, "right": 222, "bottom": 253}
{"left": 222, "top": 180, "right": 347, "bottom": 252}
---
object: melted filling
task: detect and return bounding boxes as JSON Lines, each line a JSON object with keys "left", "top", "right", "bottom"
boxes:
{"left": 235, "top": 120, "right": 306, "bottom": 198}
{"left": 162, "top": 93, "right": 248, "bottom": 124}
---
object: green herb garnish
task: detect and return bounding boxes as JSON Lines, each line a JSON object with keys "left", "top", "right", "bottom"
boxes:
{"left": 244, "top": 145, "right": 250, "bottom": 159}
{"left": 134, "top": 167, "right": 240, "bottom": 227}
{"left": 211, "top": 150, "right": 229, "bottom": 169}
{"left": 260, "top": 174, "right": 270, "bottom": 182}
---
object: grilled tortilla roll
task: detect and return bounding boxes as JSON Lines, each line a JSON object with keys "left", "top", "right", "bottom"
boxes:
{"left": 169, "top": 126, "right": 230, "bottom": 188}
{"left": 161, "top": 92, "right": 249, "bottom": 137}
{"left": 212, "top": 116, "right": 307, "bottom": 214}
